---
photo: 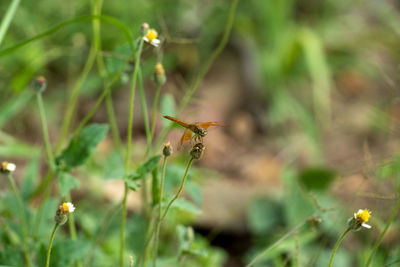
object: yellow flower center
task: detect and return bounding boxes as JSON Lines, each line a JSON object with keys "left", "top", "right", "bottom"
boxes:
{"left": 155, "top": 63, "right": 165, "bottom": 75}
{"left": 146, "top": 29, "right": 158, "bottom": 42}
{"left": 356, "top": 209, "right": 371, "bottom": 223}
{"left": 61, "top": 203, "right": 70, "bottom": 213}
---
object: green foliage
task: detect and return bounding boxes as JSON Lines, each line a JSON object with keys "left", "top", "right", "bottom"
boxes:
{"left": 56, "top": 123, "right": 109, "bottom": 171}
{"left": 126, "top": 155, "right": 162, "bottom": 181}
{"left": 299, "top": 167, "right": 336, "bottom": 191}
{"left": 57, "top": 172, "right": 80, "bottom": 197}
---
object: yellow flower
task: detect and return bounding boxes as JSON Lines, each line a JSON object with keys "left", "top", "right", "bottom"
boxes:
{"left": 60, "top": 202, "right": 75, "bottom": 214}
{"left": 354, "top": 209, "right": 371, "bottom": 229}
{"left": 0, "top": 161, "right": 16, "bottom": 173}
{"left": 143, "top": 29, "right": 161, "bottom": 47}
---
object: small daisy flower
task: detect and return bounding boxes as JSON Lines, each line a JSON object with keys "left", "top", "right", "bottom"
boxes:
{"left": 54, "top": 202, "right": 75, "bottom": 225}
{"left": 0, "top": 161, "right": 16, "bottom": 174}
{"left": 348, "top": 209, "right": 371, "bottom": 230}
{"left": 143, "top": 29, "right": 161, "bottom": 47}
{"left": 60, "top": 202, "right": 75, "bottom": 214}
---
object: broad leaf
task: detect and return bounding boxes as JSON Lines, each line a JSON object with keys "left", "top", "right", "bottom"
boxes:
{"left": 58, "top": 172, "right": 80, "bottom": 196}
{"left": 56, "top": 124, "right": 109, "bottom": 170}
{"left": 170, "top": 198, "right": 201, "bottom": 215}
{"left": 299, "top": 167, "right": 336, "bottom": 191}
{"left": 126, "top": 155, "right": 161, "bottom": 181}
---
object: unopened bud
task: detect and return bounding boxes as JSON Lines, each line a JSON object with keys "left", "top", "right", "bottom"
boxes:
{"left": 190, "top": 143, "right": 205, "bottom": 160}
{"left": 154, "top": 63, "right": 166, "bottom": 86}
{"left": 163, "top": 141, "right": 173, "bottom": 157}
{"left": 140, "top": 23, "right": 150, "bottom": 36}
{"left": 33, "top": 76, "right": 47, "bottom": 93}
{"left": 185, "top": 226, "right": 194, "bottom": 243}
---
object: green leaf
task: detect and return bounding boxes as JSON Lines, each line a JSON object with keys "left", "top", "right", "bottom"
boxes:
{"left": 58, "top": 172, "right": 80, "bottom": 196}
{"left": 56, "top": 124, "right": 109, "bottom": 170}
{"left": 160, "top": 94, "right": 176, "bottom": 127}
{"left": 122, "top": 177, "right": 141, "bottom": 191}
{"left": 126, "top": 155, "right": 161, "bottom": 181}
{"left": 170, "top": 198, "right": 201, "bottom": 215}
{"left": 299, "top": 167, "right": 336, "bottom": 191}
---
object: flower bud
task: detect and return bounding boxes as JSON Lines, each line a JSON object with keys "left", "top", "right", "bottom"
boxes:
{"left": 190, "top": 143, "right": 205, "bottom": 160}
{"left": 0, "top": 161, "right": 16, "bottom": 174}
{"left": 140, "top": 23, "right": 150, "bottom": 36}
{"left": 54, "top": 202, "right": 75, "bottom": 225}
{"left": 154, "top": 63, "right": 166, "bottom": 86}
{"left": 185, "top": 226, "right": 194, "bottom": 243}
{"left": 163, "top": 141, "right": 173, "bottom": 157}
{"left": 33, "top": 76, "right": 47, "bottom": 93}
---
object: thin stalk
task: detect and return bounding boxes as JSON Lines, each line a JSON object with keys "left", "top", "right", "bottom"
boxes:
{"left": 153, "top": 156, "right": 167, "bottom": 267}
{"left": 55, "top": 40, "right": 98, "bottom": 152}
{"left": 0, "top": 0, "right": 21, "bottom": 46}
{"left": 160, "top": 157, "right": 193, "bottom": 222}
{"left": 143, "top": 157, "right": 193, "bottom": 266}
{"left": 138, "top": 69, "right": 152, "bottom": 153}
{"left": 365, "top": 198, "right": 400, "bottom": 267}
{"left": 246, "top": 220, "right": 307, "bottom": 267}
{"left": 150, "top": 84, "right": 162, "bottom": 143}
{"left": 45, "top": 223, "right": 59, "bottom": 267}
{"left": 120, "top": 37, "right": 144, "bottom": 267}
{"left": 37, "top": 88, "right": 80, "bottom": 266}
{"left": 91, "top": 0, "right": 123, "bottom": 151}
{"left": 153, "top": 0, "right": 239, "bottom": 150}
{"left": 7, "top": 174, "right": 31, "bottom": 267}
{"left": 36, "top": 93, "right": 55, "bottom": 168}
{"left": 328, "top": 228, "right": 350, "bottom": 267}
{"left": 138, "top": 69, "right": 152, "bottom": 221}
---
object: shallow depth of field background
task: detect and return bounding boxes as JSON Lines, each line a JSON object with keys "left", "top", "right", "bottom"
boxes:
{"left": 1, "top": 0, "right": 400, "bottom": 266}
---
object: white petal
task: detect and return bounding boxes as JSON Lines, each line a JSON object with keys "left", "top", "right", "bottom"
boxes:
{"left": 66, "top": 202, "right": 75, "bottom": 213}
{"left": 362, "top": 223, "right": 371, "bottom": 229}
{"left": 143, "top": 37, "right": 149, "bottom": 42}
{"left": 7, "top": 163, "right": 16, "bottom": 172}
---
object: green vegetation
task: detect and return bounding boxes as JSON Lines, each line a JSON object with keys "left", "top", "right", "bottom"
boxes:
{"left": 1, "top": 0, "right": 400, "bottom": 266}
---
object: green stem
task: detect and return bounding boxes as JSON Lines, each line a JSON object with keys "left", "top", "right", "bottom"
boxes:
{"left": 328, "top": 228, "right": 350, "bottom": 267}
{"left": 160, "top": 157, "right": 193, "bottom": 222}
{"left": 56, "top": 41, "right": 97, "bottom": 152}
{"left": 120, "top": 37, "right": 144, "bottom": 267}
{"left": 138, "top": 68, "right": 152, "bottom": 153}
{"left": 138, "top": 68, "right": 152, "bottom": 221}
{"left": 246, "top": 220, "right": 307, "bottom": 267}
{"left": 91, "top": 0, "right": 123, "bottom": 151}
{"left": 7, "top": 174, "right": 31, "bottom": 267}
{"left": 45, "top": 223, "right": 59, "bottom": 267}
{"left": 0, "top": 0, "right": 21, "bottom": 46}
{"left": 153, "top": 156, "right": 167, "bottom": 267}
{"left": 143, "top": 157, "right": 193, "bottom": 267}
{"left": 153, "top": 0, "right": 240, "bottom": 150}
{"left": 150, "top": 84, "right": 162, "bottom": 143}
{"left": 36, "top": 93, "right": 55, "bottom": 168}
{"left": 365, "top": 198, "right": 400, "bottom": 267}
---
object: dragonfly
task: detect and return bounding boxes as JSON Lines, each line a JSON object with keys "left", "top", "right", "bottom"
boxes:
{"left": 163, "top": 115, "right": 225, "bottom": 146}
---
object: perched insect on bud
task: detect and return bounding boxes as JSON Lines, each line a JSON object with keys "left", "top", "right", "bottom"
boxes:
{"left": 0, "top": 161, "right": 16, "bottom": 174}
{"left": 190, "top": 143, "right": 205, "bottom": 160}
{"left": 163, "top": 141, "right": 173, "bottom": 157}
{"left": 140, "top": 22, "right": 150, "bottom": 36}
{"left": 54, "top": 202, "right": 75, "bottom": 225}
{"left": 154, "top": 63, "right": 166, "bottom": 86}
{"left": 33, "top": 76, "right": 47, "bottom": 93}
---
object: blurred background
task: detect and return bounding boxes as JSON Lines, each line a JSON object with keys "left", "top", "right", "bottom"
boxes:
{"left": 1, "top": 0, "right": 400, "bottom": 266}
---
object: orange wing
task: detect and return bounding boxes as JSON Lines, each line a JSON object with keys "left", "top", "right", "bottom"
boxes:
{"left": 163, "top": 115, "right": 190, "bottom": 129}
{"left": 196, "top": 121, "right": 225, "bottom": 129}
{"left": 179, "top": 129, "right": 193, "bottom": 146}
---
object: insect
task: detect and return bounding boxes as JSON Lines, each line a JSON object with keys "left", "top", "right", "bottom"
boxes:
{"left": 163, "top": 115, "right": 224, "bottom": 146}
